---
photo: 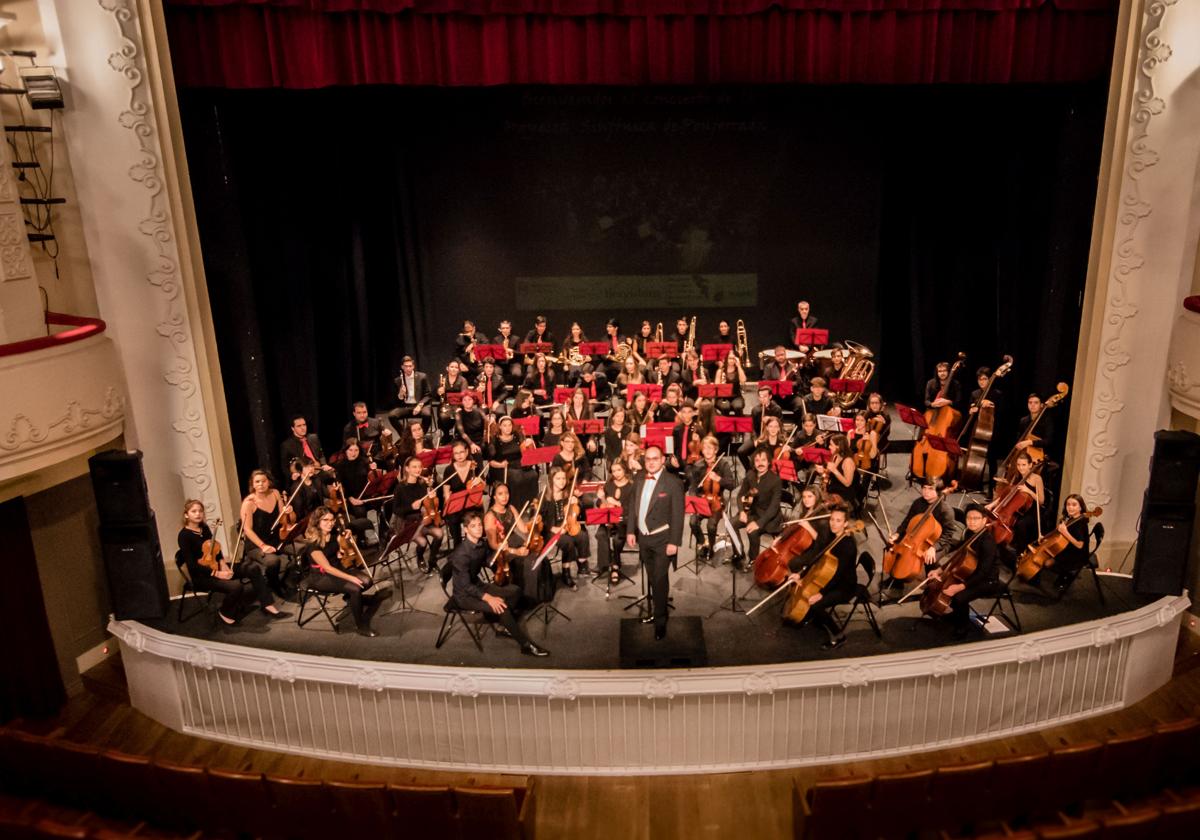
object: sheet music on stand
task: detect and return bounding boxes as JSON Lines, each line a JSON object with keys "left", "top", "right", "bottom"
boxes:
{"left": 816, "top": 414, "right": 843, "bottom": 432}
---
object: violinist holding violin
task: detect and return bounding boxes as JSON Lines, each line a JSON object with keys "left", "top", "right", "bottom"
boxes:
{"left": 540, "top": 467, "right": 591, "bottom": 588}
{"left": 668, "top": 400, "right": 701, "bottom": 474}
{"left": 332, "top": 439, "right": 377, "bottom": 542}
{"left": 688, "top": 436, "right": 734, "bottom": 558}
{"left": 596, "top": 459, "right": 633, "bottom": 586}
{"left": 734, "top": 448, "right": 783, "bottom": 569}
{"left": 442, "top": 441, "right": 485, "bottom": 548}
{"left": 483, "top": 483, "right": 532, "bottom": 596}
{"left": 926, "top": 503, "right": 999, "bottom": 638}
{"left": 240, "top": 469, "right": 295, "bottom": 598}
{"left": 178, "top": 500, "right": 288, "bottom": 625}
{"left": 786, "top": 504, "right": 856, "bottom": 650}
{"left": 391, "top": 456, "right": 445, "bottom": 571}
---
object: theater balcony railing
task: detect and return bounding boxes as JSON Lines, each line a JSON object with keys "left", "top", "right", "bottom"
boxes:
{"left": 0, "top": 312, "right": 126, "bottom": 489}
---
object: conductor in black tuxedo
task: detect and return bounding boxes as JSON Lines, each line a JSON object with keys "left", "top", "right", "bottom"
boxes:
{"left": 625, "top": 445, "right": 685, "bottom": 640}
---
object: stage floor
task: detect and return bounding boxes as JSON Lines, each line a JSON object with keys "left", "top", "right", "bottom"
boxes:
{"left": 148, "top": 472, "right": 1150, "bottom": 670}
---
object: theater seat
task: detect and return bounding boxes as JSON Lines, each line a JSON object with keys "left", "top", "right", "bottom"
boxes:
{"left": 454, "top": 786, "right": 522, "bottom": 840}
{"left": 795, "top": 775, "right": 871, "bottom": 840}
{"left": 325, "top": 780, "right": 396, "bottom": 835}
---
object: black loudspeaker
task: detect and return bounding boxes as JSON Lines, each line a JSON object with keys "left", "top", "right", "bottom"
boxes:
{"left": 100, "top": 516, "right": 169, "bottom": 620}
{"left": 1146, "top": 430, "right": 1200, "bottom": 505}
{"left": 88, "top": 450, "right": 151, "bottom": 525}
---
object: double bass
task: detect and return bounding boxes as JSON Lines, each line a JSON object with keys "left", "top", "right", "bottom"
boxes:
{"left": 882, "top": 481, "right": 957, "bottom": 583}
{"left": 910, "top": 352, "right": 966, "bottom": 480}
{"left": 958, "top": 356, "right": 1013, "bottom": 491}
{"left": 782, "top": 521, "right": 864, "bottom": 623}
{"left": 1017, "top": 506, "right": 1102, "bottom": 581}
{"left": 996, "top": 383, "right": 1069, "bottom": 485}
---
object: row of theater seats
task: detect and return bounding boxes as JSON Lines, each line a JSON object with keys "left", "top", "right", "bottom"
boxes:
{"left": 0, "top": 728, "right": 534, "bottom": 839}
{"left": 793, "top": 716, "right": 1200, "bottom": 839}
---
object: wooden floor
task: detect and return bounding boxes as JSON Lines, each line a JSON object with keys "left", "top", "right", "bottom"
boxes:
{"left": 11, "top": 624, "right": 1200, "bottom": 840}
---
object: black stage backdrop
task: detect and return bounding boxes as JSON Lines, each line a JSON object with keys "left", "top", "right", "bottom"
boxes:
{"left": 179, "top": 85, "right": 1105, "bottom": 481}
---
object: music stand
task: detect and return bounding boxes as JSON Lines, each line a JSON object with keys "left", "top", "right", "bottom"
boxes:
{"left": 677, "top": 495, "right": 713, "bottom": 576}
{"left": 586, "top": 506, "right": 634, "bottom": 596}
{"left": 701, "top": 344, "right": 733, "bottom": 363}
{"left": 697, "top": 383, "right": 733, "bottom": 399}
{"left": 526, "top": 532, "right": 571, "bottom": 627}
{"left": 377, "top": 517, "right": 434, "bottom": 617}
{"left": 795, "top": 328, "right": 829, "bottom": 348}
{"left": 709, "top": 509, "right": 757, "bottom": 616}
{"left": 895, "top": 403, "right": 928, "bottom": 429}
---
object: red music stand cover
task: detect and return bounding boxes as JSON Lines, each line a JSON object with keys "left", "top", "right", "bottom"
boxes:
{"left": 553, "top": 387, "right": 577, "bottom": 404}
{"left": 472, "top": 344, "right": 505, "bottom": 360}
{"left": 443, "top": 489, "right": 470, "bottom": 516}
{"left": 685, "top": 495, "right": 712, "bottom": 517}
{"left": 924, "top": 434, "right": 963, "bottom": 457}
{"left": 697, "top": 383, "right": 733, "bottom": 398}
{"left": 714, "top": 416, "right": 753, "bottom": 434}
{"left": 759, "top": 379, "right": 794, "bottom": 398}
{"left": 772, "top": 458, "right": 798, "bottom": 482}
{"left": 519, "top": 342, "right": 554, "bottom": 354}
{"left": 417, "top": 450, "right": 437, "bottom": 469}
{"left": 520, "top": 445, "right": 558, "bottom": 466}
{"left": 829, "top": 378, "right": 866, "bottom": 394}
{"left": 701, "top": 344, "right": 733, "bottom": 362}
{"left": 512, "top": 415, "right": 541, "bottom": 436}
{"left": 795, "top": 328, "right": 830, "bottom": 347}
{"left": 586, "top": 506, "right": 621, "bottom": 525}
{"left": 895, "top": 403, "right": 928, "bottom": 429}
{"left": 579, "top": 341, "right": 611, "bottom": 356}
{"left": 800, "top": 446, "right": 833, "bottom": 464}
{"left": 568, "top": 419, "right": 604, "bottom": 435}
{"left": 645, "top": 341, "right": 678, "bottom": 359}
{"left": 626, "top": 383, "right": 663, "bottom": 404}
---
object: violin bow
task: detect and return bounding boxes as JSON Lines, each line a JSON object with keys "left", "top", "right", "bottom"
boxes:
{"left": 270, "top": 478, "right": 309, "bottom": 530}
{"left": 746, "top": 579, "right": 796, "bottom": 616}
{"left": 490, "top": 501, "right": 531, "bottom": 568}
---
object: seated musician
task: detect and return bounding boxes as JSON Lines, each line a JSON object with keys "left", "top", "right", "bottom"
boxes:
{"left": 476, "top": 358, "right": 508, "bottom": 415}
{"left": 302, "top": 506, "right": 382, "bottom": 637}
{"left": 456, "top": 319, "right": 480, "bottom": 376}
{"left": 710, "top": 320, "right": 735, "bottom": 377}
{"left": 342, "top": 401, "right": 392, "bottom": 456}
{"left": 455, "top": 391, "right": 487, "bottom": 457}
{"left": 616, "top": 353, "right": 646, "bottom": 395}
{"left": 1015, "top": 392, "right": 1056, "bottom": 456}
{"left": 240, "top": 469, "right": 295, "bottom": 599}
{"left": 929, "top": 503, "right": 999, "bottom": 638}
{"left": 509, "top": 388, "right": 537, "bottom": 420}
{"left": 577, "top": 364, "right": 611, "bottom": 404}
{"left": 562, "top": 321, "right": 588, "bottom": 385}
{"left": 816, "top": 434, "right": 860, "bottom": 514}
{"left": 396, "top": 419, "right": 432, "bottom": 465}
{"left": 483, "top": 483, "right": 533, "bottom": 599}
{"left": 332, "top": 440, "right": 377, "bottom": 543}
{"left": 714, "top": 353, "right": 747, "bottom": 414}
{"left": 178, "top": 499, "right": 287, "bottom": 625}
{"left": 541, "top": 408, "right": 568, "bottom": 449}
{"left": 523, "top": 315, "right": 557, "bottom": 358}
{"left": 657, "top": 383, "right": 683, "bottom": 424}
{"left": 604, "top": 407, "right": 630, "bottom": 465}
{"left": 485, "top": 415, "right": 538, "bottom": 510}
{"left": 633, "top": 320, "right": 654, "bottom": 357}
{"left": 596, "top": 459, "right": 634, "bottom": 585}
{"left": 441, "top": 440, "right": 484, "bottom": 548}
{"left": 448, "top": 512, "right": 549, "bottom": 656}
{"left": 865, "top": 392, "right": 891, "bottom": 452}
{"left": 762, "top": 345, "right": 800, "bottom": 385}
{"left": 734, "top": 448, "right": 783, "bottom": 570}
{"left": 990, "top": 451, "right": 1045, "bottom": 552}
{"left": 551, "top": 432, "right": 591, "bottom": 482}
{"left": 1047, "top": 494, "right": 1091, "bottom": 595}
{"left": 825, "top": 346, "right": 847, "bottom": 382}
{"left": 802, "top": 378, "right": 833, "bottom": 417}
{"left": 738, "top": 413, "right": 788, "bottom": 470}
{"left": 437, "top": 360, "right": 469, "bottom": 436}
{"left": 687, "top": 435, "right": 734, "bottom": 558}
{"left": 279, "top": 415, "right": 334, "bottom": 478}
{"left": 621, "top": 433, "right": 645, "bottom": 476}
{"left": 883, "top": 478, "right": 957, "bottom": 594}
{"left": 849, "top": 411, "right": 879, "bottom": 497}
{"left": 680, "top": 349, "right": 707, "bottom": 398}
{"left": 648, "top": 355, "right": 681, "bottom": 390}
{"left": 627, "top": 389, "right": 655, "bottom": 430}
{"left": 494, "top": 319, "right": 524, "bottom": 384}
{"left": 750, "top": 385, "right": 783, "bottom": 438}
{"left": 787, "top": 503, "right": 855, "bottom": 650}
{"left": 390, "top": 356, "right": 433, "bottom": 429}
{"left": 789, "top": 300, "right": 818, "bottom": 349}
{"left": 523, "top": 353, "right": 558, "bottom": 406}
{"left": 564, "top": 388, "right": 600, "bottom": 457}
{"left": 391, "top": 456, "right": 444, "bottom": 571}
{"left": 668, "top": 399, "right": 699, "bottom": 474}
{"left": 540, "top": 467, "right": 590, "bottom": 588}
{"left": 670, "top": 316, "right": 690, "bottom": 356}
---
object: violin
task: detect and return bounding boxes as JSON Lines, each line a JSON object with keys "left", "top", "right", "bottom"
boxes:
{"left": 958, "top": 356, "right": 1013, "bottom": 491}
{"left": 989, "top": 461, "right": 1044, "bottom": 546}
{"left": 853, "top": 434, "right": 875, "bottom": 471}
{"left": 686, "top": 423, "right": 703, "bottom": 465}
{"left": 277, "top": 505, "right": 298, "bottom": 542}
{"left": 783, "top": 520, "right": 864, "bottom": 623}
{"left": 200, "top": 518, "right": 223, "bottom": 572}
{"left": 1017, "top": 507, "right": 1101, "bottom": 581}
{"left": 336, "top": 525, "right": 368, "bottom": 572}
{"left": 882, "top": 481, "right": 956, "bottom": 582}
{"left": 920, "top": 526, "right": 987, "bottom": 617}
{"left": 701, "top": 458, "right": 725, "bottom": 518}
{"left": 326, "top": 481, "right": 344, "bottom": 515}
{"left": 911, "top": 352, "right": 966, "bottom": 480}
{"left": 421, "top": 483, "right": 443, "bottom": 527}
{"left": 563, "top": 473, "right": 583, "bottom": 537}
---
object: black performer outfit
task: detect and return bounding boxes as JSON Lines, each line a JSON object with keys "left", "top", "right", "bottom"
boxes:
{"left": 300, "top": 536, "right": 379, "bottom": 636}
{"left": 788, "top": 529, "right": 857, "bottom": 645}
{"left": 1050, "top": 517, "right": 1091, "bottom": 590}
{"left": 390, "top": 369, "right": 433, "bottom": 428}
{"left": 178, "top": 525, "right": 269, "bottom": 620}
{"left": 947, "top": 528, "right": 1000, "bottom": 633}
{"left": 687, "top": 458, "right": 735, "bottom": 550}
{"left": 735, "top": 469, "right": 783, "bottom": 564}
{"left": 342, "top": 416, "right": 389, "bottom": 455}
{"left": 595, "top": 479, "right": 631, "bottom": 574}
{"left": 924, "top": 376, "right": 962, "bottom": 410}
{"left": 442, "top": 466, "right": 484, "bottom": 548}
{"left": 448, "top": 527, "right": 547, "bottom": 655}
{"left": 242, "top": 497, "right": 292, "bottom": 595}
{"left": 625, "top": 467, "right": 685, "bottom": 635}
{"left": 486, "top": 436, "right": 538, "bottom": 510}
{"left": 392, "top": 480, "right": 444, "bottom": 567}
{"left": 539, "top": 494, "right": 590, "bottom": 585}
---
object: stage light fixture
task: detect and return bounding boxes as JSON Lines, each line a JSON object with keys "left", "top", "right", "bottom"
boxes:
{"left": 19, "top": 65, "right": 63, "bottom": 109}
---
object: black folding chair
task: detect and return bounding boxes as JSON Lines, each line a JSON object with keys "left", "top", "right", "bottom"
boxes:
{"left": 835, "top": 552, "right": 883, "bottom": 638}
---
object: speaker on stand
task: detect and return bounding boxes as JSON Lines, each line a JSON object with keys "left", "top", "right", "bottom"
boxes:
{"left": 88, "top": 450, "right": 169, "bottom": 620}
{"left": 1133, "top": 430, "right": 1200, "bottom": 597}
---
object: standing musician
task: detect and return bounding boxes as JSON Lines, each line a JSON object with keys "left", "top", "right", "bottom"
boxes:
{"left": 688, "top": 436, "right": 735, "bottom": 557}
{"left": 1015, "top": 392, "right": 1057, "bottom": 457}
{"left": 523, "top": 353, "right": 558, "bottom": 406}
{"left": 486, "top": 415, "right": 538, "bottom": 509}
{"left": 540, "top": 467, "right": 591, "bottom": 588}
{"left": 924, "top": 361, "right": 961, "bottom": 411}
{"left": 455, "top": 391, "right": 487, "bottom": 457}
{"left": 494, "top": 319, "right": 524, "bottom": 384}
{"left": 964, "top": 367, "right": 1003, "bottom": 485}
{"left": 239, "top": 469, "right": 294, "bottom": 598}
{"left": 477, "top": 358, "right": 508, "bottom": 415}
{"left": 523, "top": 315, "right": 558, "bottom": 360}
{"left": 786, "top": 504, "right": 856, "bottom": 650}
{"left": 448, "top": 513, "right": 549, "bottom": 657}
{"left": 441, "top": 441, "right": 484, "bottom": 547}
{"left": 342, "top": 402, "right": 392, "bottom": 456}
{"left": 625, "top": 445, "right": 685, "bottom": 640}
{"left": 178, "top": 500, "right": 288, "bottom": 625}
{"left": 790, "top": 300, "right": 819, "bottom": 349}
{"left": 816, "top": 434, "right": 860, "bottom": 513}
{"left": 280, "top": 415, "right": 333, "bottom": 478}
{"left": 391, "top": 356, "right": 433, "bottom": 429}
{"left": 668, "top": 399, "right": 700, "bottom": 473}
{"left": 456, "top": 319, "right": 480, "bottom": 375}
{"left": 883, "top": 478, "right": 958, "bottom": 594}
{"left": 302, "top": 506, "right": 383, "bottom": 637}
{"left": 802, "top": 378, "right": 834, "bottom": 417}
{"left": 483, "top": 483, "right": 533, "bottom": 599}
{"left": 436, "top": 360, "right": 469, "bottom": 436}
{"left": 928, "top": 503, "right": 999, "bottom": 638}
{"left": 733, "top": 447, "right": 783, "bottom": 570}
{"left": 596, "top": 459, "right": 634, "bottom": 585}
{"left": 391, "top": 456, "right": 444, "bottom": 571}
{"left": 714, "top": 353, "right": 747, "bottom": 414}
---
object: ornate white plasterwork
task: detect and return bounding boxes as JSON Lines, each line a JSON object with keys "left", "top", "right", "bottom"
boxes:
{"left": 95, "top": 0, "right": 222, "bottom": 520}
{"left": 1, "top": 386, "right": 124, "bottom": 453}
{"left": 1082, "top": 0, "right": 1178, "bottom": 506}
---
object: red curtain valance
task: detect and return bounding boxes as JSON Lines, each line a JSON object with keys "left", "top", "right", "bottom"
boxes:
{"left": 163, "top": 0, "right": 1118, "bottom": 87}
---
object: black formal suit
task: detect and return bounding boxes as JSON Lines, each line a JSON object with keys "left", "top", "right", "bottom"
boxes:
{"left": 391, "top": 371, "right": 434, "bottom": 427}
{"left": 789, "top": 315, "right": 819, "bottom": 345}
{"left": 280, "top": 433, "right": 327, "bottom": 476}
{"left": 446, "top": 535, "right": 534, "bottom": 646}
{"left": 342, "top": 416, "right": 388, "bottom": 453}
{"left": 735, "top": 469, "right": 783, "bottom": 560}
{"left": 625, "top": 469, "right": 685, "bottom": 631}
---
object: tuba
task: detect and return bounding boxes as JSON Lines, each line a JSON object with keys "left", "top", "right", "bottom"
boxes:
{"left": 735, "top": 319, "right": 750, "bottom": 369}
{"left": 834, "top": 340, "right": 876, "bottom": 409}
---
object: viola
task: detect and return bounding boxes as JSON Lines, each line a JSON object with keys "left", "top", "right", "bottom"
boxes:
{"left": 911, "top": 351, "right": 966, "bottom": 480}
{"left": 702, "top": 461, "right": 725, "bottom": 518}
{"left": 920, "top": 526, "right": 987, "bottom": 617}
{"left": 326, "top": 482, "right": 344, "bottom": 515}
{"left": 883, "top": 482, "right": 956, "bottom": 582}
{"left": 277, "top": 506, "right": 298, "bottom": 542}
{"left": 336, "top": 526, "right": 367, "bottom": 572}
{"left": 493, "top": 548, "right": 512, "bottom": 586}
{"left": 1017, "top": 507, "right": 1101, "bottom": 581}
{"left": 421, "top": 489, "right": 442, "bottom": 527}
{"left": 753, "top": 518, "right": 815, "bottom": 589}
{"left": 997, "top": 383, "right": 1069, "bottom": 485}
{"left": 958, "top": 356, "right": 1013, "bottom": 491}
{"left": 989, "top": 461, "right": 1044, "bottom": 546}
{"left": 200, "top": 518, "right": 223, "bottom": 572}
{"left": 783, "top": 521, "right": 864, "bottom": 623}
{"left": 853, "top": 435, "right": 874, "bottom": 471}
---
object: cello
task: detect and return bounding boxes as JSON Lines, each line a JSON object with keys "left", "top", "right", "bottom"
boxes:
{"left": 882, "top": 481, "right": 957, "bottom": 583}
{"left": 958, "top": 356, "right": 1013, "bottom": 491}
{"left": 918, "top": 525, "right": 988, "bottom": 617}
{"left": 782, "top": 520, "right": 864, "bottom": 623}
{"left": 996, "top": 383, "right": 1068, "bottom": 485}
{"left": 988, "top": 460, "right": 1044, "bottom": 546}
{"left": 910, "top": 352, "right": 966, "bottom": 480}
{"left": 752, "top": 510, "right": 830, "bottom": 589}
{"left": 1017, "top": 506, "right": 1101, "bottom": 581}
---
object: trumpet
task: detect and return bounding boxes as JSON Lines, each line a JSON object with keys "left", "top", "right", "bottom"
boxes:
{"left": 736, "top": 319, "right": 750, "bottom": 368}
{"left": 654, "top": 322, "right": 664, "bottom": 343}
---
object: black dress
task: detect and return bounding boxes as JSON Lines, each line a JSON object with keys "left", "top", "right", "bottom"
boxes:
{"left": 178, "top": 525, "right": 261, "bottom": 618}
{"left": 486, "top": 436, "right": 538, "bottom": 510}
